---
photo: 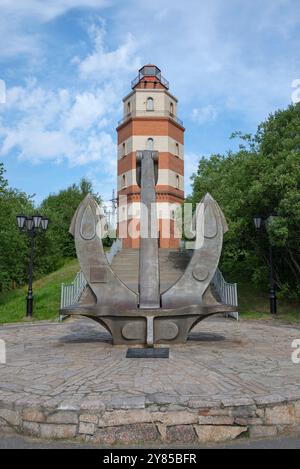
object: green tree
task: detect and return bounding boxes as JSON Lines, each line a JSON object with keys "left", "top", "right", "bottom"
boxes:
{"left": 0, "top": 164, "right": 34, "bottom": 291}
{"left": 36, "top": 178, "right": 101, "bottom": 273}
{"left": 191, "top": 103, "right": 300, "bottom": 298}
{"left": 0, "top": 169, "right": 102, "bottom": 292}
{"left": 0, "top": 163, "right": 8, "bottom": 192}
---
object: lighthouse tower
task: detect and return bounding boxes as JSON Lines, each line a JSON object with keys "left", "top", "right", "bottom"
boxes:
{"left": 116, "top": 65, "right": 185, "bottom": 249}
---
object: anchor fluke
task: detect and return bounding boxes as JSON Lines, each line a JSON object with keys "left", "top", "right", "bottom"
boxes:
{"left": 60, "top": 152, "right": 236, "bottom": 345}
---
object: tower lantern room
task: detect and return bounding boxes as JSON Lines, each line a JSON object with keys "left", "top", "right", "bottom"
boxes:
{"left": 117, "top": 65, "right": 185, "bottom": 249}
{"left": 131, "top": 65, "right": 170, "bottom": 89}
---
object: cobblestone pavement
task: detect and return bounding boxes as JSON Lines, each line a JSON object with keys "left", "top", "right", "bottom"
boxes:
{"left": 0, "top": 317, "right": 299, "bottom": 444}
{"left": 1, "top": 432, "right": 300, "bottom": 449}
{"left": 0, "top": 317, "right": 299, "bottom": 408}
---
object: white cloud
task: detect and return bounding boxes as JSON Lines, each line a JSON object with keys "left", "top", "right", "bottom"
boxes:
{"left": 0, "top": 80, "right": 117, "bottom": 166}
{"left": 114, "top": 0, "right": 300, "bottom": 122}
{"left": 0, "top": 17, "right": 137, "bottom": 196}
{"left": 65, "top": 86, "right": 117, "bottom": 131}
{"left": 1, "top": 126, "right": 76, "bottom": 163}
{"left": 184, "top": 152, "right": 203, "bottom": 196}
{"left": 77, "top": 21, "right": 141, "bottom": 80}
{"left": 0, "top": 79, "right": 6, "bottom": 104}
{"left": 291, "top": 79, "right": 300, "bottom": 105}
{"left": 256, "top": 0, "right": 300, "bottom": 38}
{"left": 2, "top": 0, "right": 300, "bottom": 201}
{"left": 192, "top": 105, "right": 218, "bottom": 125}
{"left": 0, "top": 0, "right": 109, "bottom": 56}
{"left": 75, "top": 131, "right": 116, "bottom": 166}
{"left": 0, "top": 0, "right": 108, "bottom": 22}
{"left": 84, "top": 134, "right": 117, "bottom": 200}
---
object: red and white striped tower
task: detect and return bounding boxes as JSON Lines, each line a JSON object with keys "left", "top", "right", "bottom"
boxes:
{"left": 116, "top": 65, "right": 185, "bottom": 249}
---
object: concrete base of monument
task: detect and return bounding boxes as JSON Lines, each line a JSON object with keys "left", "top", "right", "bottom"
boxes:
{"left": 0, "top": 317, "right": 300, "bottom": 445}
{"left": 59, "top": 303, "right": 236, "bottom": 346}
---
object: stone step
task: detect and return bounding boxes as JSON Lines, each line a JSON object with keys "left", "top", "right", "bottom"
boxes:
{"left": 113, "top": 254, "right": 190, "bottom": 261}
{"left": 110, "top": 248, "right": 190, "bottom": 292}
{"left": 111, "top": 263, "right": 188, "bottom": 270}
{"left": 111, "top": 271, "right": 186, "bottom": 278}
{"left": 124, "top": 283, "right": 181, "bottom": 294}
{"left": 112, "top": 258, "right": 188, "bottom": 263}
{"left": 114, "top": 271, "right": 183, "bottom": 277}
{"left": 116, "top": 276, "right": 182, "bottom": 282}
{"left": 116, "top": 250, "right": 188, "bottom": 254}
{"left": 115, "top": 249, "right": 185, "bottom": 254}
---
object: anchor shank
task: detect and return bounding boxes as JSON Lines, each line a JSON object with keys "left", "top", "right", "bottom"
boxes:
{"left": 137, "top": 150, "right": 160, "bottom": 309}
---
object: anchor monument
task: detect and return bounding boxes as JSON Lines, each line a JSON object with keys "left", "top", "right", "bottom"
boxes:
{"left": 60, "top": 150, "right": 235, "bottom": 346}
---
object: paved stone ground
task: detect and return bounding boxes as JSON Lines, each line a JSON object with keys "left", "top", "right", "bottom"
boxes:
{"left": 1, "top": 432, "right": 300, "bottom": 449}
{"left": 0, "top": 317, "right": 300, "bottom": 444}
{"left": 1, "top": 317, "right": 299, "bottom": 407}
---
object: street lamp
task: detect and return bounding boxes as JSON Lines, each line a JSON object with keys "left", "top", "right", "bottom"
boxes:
{"left": 16, "top": 214, "right": 50, "bottom": 318}
{"left": 253, "top": 214, "right": 278, "bottom": 315}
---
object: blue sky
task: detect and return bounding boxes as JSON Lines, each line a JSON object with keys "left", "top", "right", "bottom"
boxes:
{"left": 0, "top": 0, "right": 300, "bottom": 204}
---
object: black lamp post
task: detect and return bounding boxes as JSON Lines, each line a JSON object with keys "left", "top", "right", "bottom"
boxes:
{"left": 253, "top": 214, "right": 277, "bottom": 315}
{"left": 16, "top": 214, "right": 49, "bottom": 318}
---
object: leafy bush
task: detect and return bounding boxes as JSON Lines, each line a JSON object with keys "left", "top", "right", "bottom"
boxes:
{"left": 191, "top": 103, "right": 300, "bottom": 298}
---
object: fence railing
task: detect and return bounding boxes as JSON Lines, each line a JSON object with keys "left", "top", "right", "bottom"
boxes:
{"left": 105, "top": 238, "right": 123, "bottom": 265}
{"left": 131, "top": 74, "right": 169, "bottom": 90}
{"left": 118, "top": 110, "right": 183, "bottom": 127}
{"left": 60, "top": 270, "right": 87, "bottom": 317}
{"left": 60, "top": 239, "right": 123, "bottom": 320}
{"left": 211, "top": 268, "right": 239, "bottom": 320}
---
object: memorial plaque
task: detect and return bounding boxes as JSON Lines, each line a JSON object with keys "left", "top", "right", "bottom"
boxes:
{"left": 90, "top": 266, "right": 108, "bottom": 283}
{"left": 126, "top": 348, "right": 169, "bottom": 358}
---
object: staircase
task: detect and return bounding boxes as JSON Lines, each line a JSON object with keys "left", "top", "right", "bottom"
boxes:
{"left": 111, "top": 248, "right": 190, "bottom": 293}
{"left": 61, "top": 243, "right": 238, "bottom": 320}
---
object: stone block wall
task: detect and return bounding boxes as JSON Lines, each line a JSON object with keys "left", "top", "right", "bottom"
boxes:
{"left": 0, "top": 397, "right": 300, "bottom": 445}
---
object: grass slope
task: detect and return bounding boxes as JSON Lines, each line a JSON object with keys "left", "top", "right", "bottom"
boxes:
{"left": 238, "top": 281, "right": 300, "bottom": 324}
{"left": 0, "top": 259, "right": 79, "bottom": 324}
{"left": 0, "top": 261, "right": 299, "bottom": 325}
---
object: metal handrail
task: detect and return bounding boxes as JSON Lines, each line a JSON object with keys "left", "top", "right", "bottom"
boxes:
{"left": 60, "top": 239, "right": 123, "bottom": 320}
{"left": 131, "top": 76, "right": 140, "bottom": 88}
{"left": 131, "top": 74, "right": 169, "bottom": 90}
{"left": 118, "top": 110, "right": 183, "bottom": 127}
{"left": 160, "top": 75, "right": 169, "bottom": 89}
{"left": 60, "top": 270, "right": 87, "bottom": 311}
{"left": 105, "top": 238, "right": 123, "bottom": 265}
{"left": 211, "top": 268, "right": 239, "bottom": 320}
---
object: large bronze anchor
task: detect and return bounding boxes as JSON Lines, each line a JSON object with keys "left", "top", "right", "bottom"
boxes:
{"left": 60, "top": 150, "right": 235, "bottom": 345}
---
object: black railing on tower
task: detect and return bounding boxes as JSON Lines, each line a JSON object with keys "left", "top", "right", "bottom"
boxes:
{"left": 118, "top": 110, "right": 183, "bottom": 127}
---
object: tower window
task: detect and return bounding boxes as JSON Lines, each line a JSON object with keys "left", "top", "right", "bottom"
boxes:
{"left": 176, "top": 175, "right": 180, "bottom": 189}
{"left": 122, "top": 142, "right": 126, "bottom": 157}
{"left": 170, "top": 102, "right": 174, "bottom": 115}
{"left": 147, "top": 138, "right": 154, "bottom": 150}
{"left": 175, "top": 143, "right": 179, "bottom": 157}
{"left": 122, "top": 174, "right": 126, "bottom": 188}
{"left": 127, "top": 101, "right": 131, "bottom": 114}
{"left": 146, "top": 97, "right": 154, "bottom": 111}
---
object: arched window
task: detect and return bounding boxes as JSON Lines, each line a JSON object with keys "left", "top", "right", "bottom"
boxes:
{"left": 147, "top": 138, "right": 154, "bottom": 150}
{"left": 170, "top": 102, "right": 174, "bottom": 115}
{"left": 146, "top": 97, "right": 154, "bottom": 111}
{"left": 127, "top": 101, "right": 131, "bottom": 114}
{"left": 176, "top": 175, "right": 180, "bottom": 189}
{"left": 122, "top": 174, "right": 126, "bottom": 188}
{"left": 122, "top": 142, "right": 126, "bottom": 157}
{"left": 175, "top": 143, "right": 179, "bottom": 157}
